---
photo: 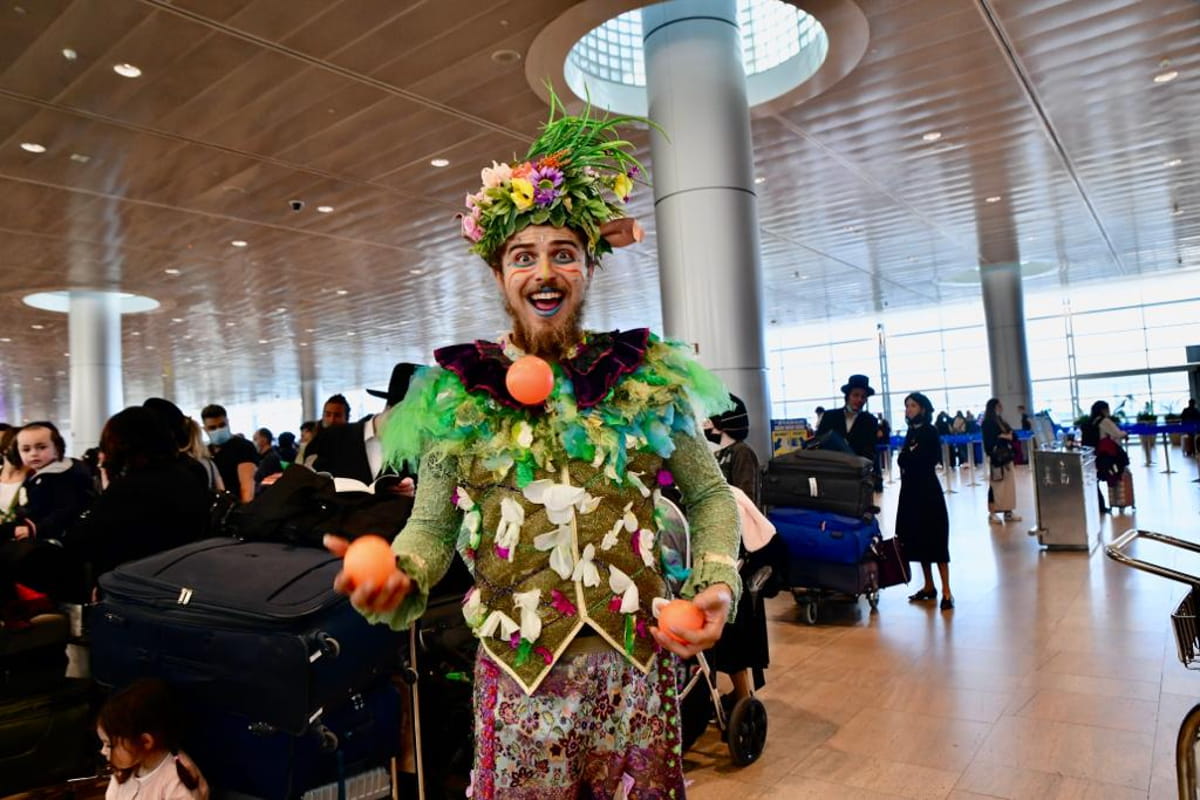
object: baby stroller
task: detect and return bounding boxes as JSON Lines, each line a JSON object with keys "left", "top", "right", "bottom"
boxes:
{"left": 657, "top": 497, "right": 770, "bottom": 766}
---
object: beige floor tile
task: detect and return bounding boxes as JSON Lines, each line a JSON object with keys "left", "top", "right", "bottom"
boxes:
{"left": 825, "top": 707, "right": 992, "bottom": 772}
{"left": 972, "top": 715, "right": 1154, "bottom": 789}
{"left": 758, "top": 775, "right": 911, "bottom": 799}
{"left": 1008, "top": 688, "right": 1159, "bottom": 733}
{"left": 1020, "top": 669, "right": 1161, "bottom": 702}
{"left": 793, "top": 746, "right": 960, "bottom": 800}
{"left": 955, "top": 761, "right": 1149, "bottom": 799}
{"left": 684, "top": 778, "right": 768, "bottom": 800}
{"left": 875, "top": 681, "right": 1016, "bottom": 723}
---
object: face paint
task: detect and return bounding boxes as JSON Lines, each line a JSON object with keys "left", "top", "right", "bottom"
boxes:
{"left": 496, "top": 225, "right": 591, "bottom": 360}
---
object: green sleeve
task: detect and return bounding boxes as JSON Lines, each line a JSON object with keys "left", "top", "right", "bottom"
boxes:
{"left": 362, "top": 452, "right": 463, "bottom": 631}
{"left": 667, "top": 428, "right": 742, "bottom": 619}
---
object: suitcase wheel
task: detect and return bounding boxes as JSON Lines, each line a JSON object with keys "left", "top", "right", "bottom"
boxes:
{"left": 791, "top": 595, "right": 818, "bottom": 625}
{"left": 726, "top": 696, "right": 767, "bottom": 767}
{"left": 866, "top": 590, "right": 880, "bottom": 611}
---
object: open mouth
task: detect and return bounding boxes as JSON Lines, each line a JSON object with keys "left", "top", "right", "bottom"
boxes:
{"left": 527, "top": 288, "right": 565, "bottom": 317}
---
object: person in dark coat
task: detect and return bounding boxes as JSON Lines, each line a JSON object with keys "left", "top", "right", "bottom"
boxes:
{"left": 895, "top": 392, "right": 953, "bottom": 610}
{"left": 816, "top": 374, "right": 881, "bottom": 490}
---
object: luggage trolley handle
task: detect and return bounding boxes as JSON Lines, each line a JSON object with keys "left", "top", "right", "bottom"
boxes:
{"left": 1105, "top": 529, "right": 1200, "bottom": 586}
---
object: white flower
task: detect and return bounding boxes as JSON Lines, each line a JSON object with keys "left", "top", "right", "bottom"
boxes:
{"left": 479, "top": 609, "right": 519, "bottom": 641}
{"left": 608, "top": 565, "right": 640, "bottom": 614}
{"left": 522, "top": 480, "right": 586, "bottom": 525}
{"left": 462, "top": 588, "right": 486, "bottom": 629}
{"left": 533, "top": 525, "right": 575, "bottom": 580}
{"left": 513, "top": 420, "right": 534, "bottom": 449}
{"left": 480, "top": 160, "right": 512, "bottom": 189}
{"left": 454, "top": 487, "right": 476, "bottom": 512}
{"left": 635, "top": 529, "right": 655, "bottom": 568}
{"left": 512, "top": 589, "right": 543, "bottom": 642}
{"left": 495, "top": 497, "right": 525, "bottom": 561}
{"left": 572, "top": 543, "right": 601, "bottom": 587}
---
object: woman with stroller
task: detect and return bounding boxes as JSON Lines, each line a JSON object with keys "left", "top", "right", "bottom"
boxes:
{"left": 896, "top": 393, "right": 954, "bottom": 610}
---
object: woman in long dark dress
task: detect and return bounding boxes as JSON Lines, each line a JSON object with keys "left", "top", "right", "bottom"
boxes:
{"left": 896, "top": 392, "right": 954, "bottom": 610}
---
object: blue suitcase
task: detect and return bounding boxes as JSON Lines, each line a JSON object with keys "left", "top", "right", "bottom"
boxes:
{"left": 91, "top": 538, "right": 402, "bottom": 737}
{"left": 768, "top": 507, "right": 880, "bottom": 565}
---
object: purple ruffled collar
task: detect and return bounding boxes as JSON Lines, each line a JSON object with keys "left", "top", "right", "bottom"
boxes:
{"left": 434, "top": 329, "right": 651, "bottom": 410}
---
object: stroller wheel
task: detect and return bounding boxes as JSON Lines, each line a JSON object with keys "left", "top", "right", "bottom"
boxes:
{"left": 867, "top": 590, "right": 880, "bottom": 611}
{"left": 727, "top": 696, "right": 767, "bottom": 766}
{"left": 801, "top": 600, "right": 818, "bottom": 625}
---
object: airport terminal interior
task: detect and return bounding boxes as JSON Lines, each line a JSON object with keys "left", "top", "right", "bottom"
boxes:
{"left": 1, "top": 0, "right": 1199, "bottom": 798}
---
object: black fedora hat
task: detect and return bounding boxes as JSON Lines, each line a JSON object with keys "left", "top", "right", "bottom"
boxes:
{"left": 840, "top": 374, "right": 876, "bottom": 397}
{"left": 367, "top": 362, "right": 422, "bottom": 406}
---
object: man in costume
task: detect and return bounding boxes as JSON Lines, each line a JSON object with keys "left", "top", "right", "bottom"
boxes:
{"left": 327, "top": 98, "right": 741, "bottom": 798}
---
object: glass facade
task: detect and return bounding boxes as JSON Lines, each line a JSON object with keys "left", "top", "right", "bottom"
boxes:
{"left": 767, "top": 272, "right": 1200, "bottom": 429}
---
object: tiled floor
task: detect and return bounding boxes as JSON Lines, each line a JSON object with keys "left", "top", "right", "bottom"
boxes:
{"left": 685, "top": 448, "right": 1200, "bottom": 800}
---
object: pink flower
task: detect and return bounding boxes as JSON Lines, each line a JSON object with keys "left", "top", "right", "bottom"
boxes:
{"left": 462, "top": 214, "right": 484, "bottom": 242}
{"left": 535, "top": 646, "right": 553, "bottom": 664}
{"left": 635, "top": 617, "right": 649, "bottom": 639}
{"left": 550, "top": 589, "right": 577, "bottom": 616}
{"left": 480, "top": 161, "right": 512, "bottom": 189}
{"left": 608, "top": 596, "right": 622, "bottom": 613}
{"left": 495, "top": 545, "right": 510, "bottom": 560}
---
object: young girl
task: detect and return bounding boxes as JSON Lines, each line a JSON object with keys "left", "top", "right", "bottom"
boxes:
{"left": 97, "top": 679, "right": 206, "bottom": 800}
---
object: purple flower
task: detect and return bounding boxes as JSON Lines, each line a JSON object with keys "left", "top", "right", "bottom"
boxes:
{"left": 656, "top": 469, "right": 674, "bottom": 486}
{"left": 532, "top": 165, "right": 564, "bottom": 208}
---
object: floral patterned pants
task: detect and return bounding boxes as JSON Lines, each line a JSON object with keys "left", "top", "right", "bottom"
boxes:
{"left": 469, "top": 646, "right": 687, "bottom": 799}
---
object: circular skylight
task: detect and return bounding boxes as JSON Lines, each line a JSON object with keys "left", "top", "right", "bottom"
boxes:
{"left": 565, "top": 0, "right": 828, "bottom": 115}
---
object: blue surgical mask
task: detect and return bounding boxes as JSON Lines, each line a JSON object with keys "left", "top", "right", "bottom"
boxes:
{"left": 208, "top": 426, "right": 232, "bottom": 446}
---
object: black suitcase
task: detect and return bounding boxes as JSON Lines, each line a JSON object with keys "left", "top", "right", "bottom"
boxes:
{"left": 0, "top": 678, "right": 96, "bottom": 796}
{"left": 762, "top": 450, "right": 876, "bottom": 519}
{"left": 788, "top": 556, "right": 879, "bottom": 597}
{"left": 185, "top": 679, "right": 402, "bottom": 800}
{"left": 91, "top": 538, "right": 402, "bottom": 736}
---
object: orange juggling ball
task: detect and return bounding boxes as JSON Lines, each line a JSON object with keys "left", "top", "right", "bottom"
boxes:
{"left": 342, "top": 535, "right": 397, "bottom": 590}
{"left": 506, "top": 355, "right": 554, "bottom": 405}
{"left": 657, "top": 598, "right": 705, "bottom": 644}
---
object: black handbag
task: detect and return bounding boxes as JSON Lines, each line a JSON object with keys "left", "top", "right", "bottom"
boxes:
{"left": 874, "top": 537, "right": 911, "bottom": 588}
{"left": 991, "top": 440, "right": 1014, "bottom": 467}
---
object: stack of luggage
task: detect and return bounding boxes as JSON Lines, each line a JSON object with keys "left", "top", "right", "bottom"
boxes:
{"left": 90, "top": 538, "right": 405, "bottom": 800}
{"left": 762, "top": 448, "right": 883, "bottom": 616}
{"left": 0, "top": 589, "right": 96, "bottom": 796}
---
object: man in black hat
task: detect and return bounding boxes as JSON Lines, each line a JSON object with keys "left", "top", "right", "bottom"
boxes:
{"left": 816, "top": 374, "right": 882, "bottom": 490}
{"left": 306, "top": 363, "right": 421, "bottom": 492}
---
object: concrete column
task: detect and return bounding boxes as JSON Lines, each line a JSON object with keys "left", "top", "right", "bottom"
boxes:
{"left": 68, "top": 290, "right": 123, "bottom": 452}
{"left": 644, "top": 0, "right": 771, "bottom": 460}
{"left": 980, "top": 264, "right": 1033, "bottom": 421}
{"left": 301, "top": 379, "right": 320, "bottom": 423}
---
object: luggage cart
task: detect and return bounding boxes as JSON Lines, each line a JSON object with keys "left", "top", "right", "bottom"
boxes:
{"left": 1106, "top": 529, "right": 1200, "bottom": 800}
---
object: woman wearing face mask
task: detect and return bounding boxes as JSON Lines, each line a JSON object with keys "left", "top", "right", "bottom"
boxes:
{"left": 895, "top": 393, "right": 954, "bottom": 610}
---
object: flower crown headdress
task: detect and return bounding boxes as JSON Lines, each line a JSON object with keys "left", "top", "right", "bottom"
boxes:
{"left": 461, "top": 90, "right": 653, "bottom": 263}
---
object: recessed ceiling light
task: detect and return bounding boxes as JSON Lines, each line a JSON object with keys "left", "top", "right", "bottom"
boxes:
{"left": 335, "top": 289, "right": 348, "bottom": 295}
{"left": 225, "top": 322, "right": 236, "bottom": 327}
{"left": 20, "top": 142, "right": 46, "bottom": 153}
{"left": 1165, "top": 158, "right": 1183, "bottom": 167}
{"left": 258, "top": 339, "right": 270, "bottom": 344}
{"left": 409, "top": 269, "right": 425, "bottom": 276}
{"left": 985, "top": 195, "right": 1002, "bottom": 203}
{"left": 171, "top": 317, "right": 183, "bottom": 323}
{"left": 30, "top": 324, "right": 45, "bottom": 330}
{"left": 304, "top": 328, "right": 316, "bottom": 333}
{"left": 130, "top": 331, "right": 140, "bottom": 336}
{"left": 113, "top": 63, "right": 142, "bottom": 78}
{"left": 230, "top": 240, "right": 248, "bottom": 247}
{"left": 274, "top": 307, "right": 285, "bottom": 313}
{"left": 299, "top": 342, "right": 309, "bottom": 347}
{"left": 754, "top": 176, "right": 766, "bottom": 184}
{"left": 69, "top": 153, "right": 90, "bottom": 163}
{"left": 183, "top": 334, "right": 192, "bottom": 340}
{"left": 921, "top": 131, "right": 942, "bottom": 142}
{"left": 491, "top": 49, "right": 521, "bottom": 64}
{"left": 1154, "top": 69, "right": 1179, "bottom": 84}
{"left": 61, "top": 48, "right": 77, "bottom": 61}
{"left": 430, "top": 158, "right": 450, "bottom": 168}
{"left": 0, "top": 338, "right": 11, "bottom": 343}
{"left": 164, "top": 268, "right": 181, "bottom": 275}
{"left": 316, "top": 205, "right": 334, "bottom": 213}
{"left": 346, "top": 331, "right": 356, "bottom": 336}
{"left": 145, "top": 345, "right": 155, "bottom": 351}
